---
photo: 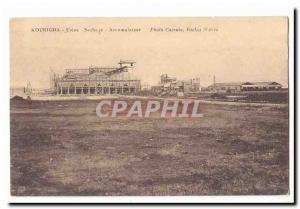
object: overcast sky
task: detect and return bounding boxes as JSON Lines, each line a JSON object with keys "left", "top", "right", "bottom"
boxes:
{"left": 10, "top": 17, "right": 288, "bottom": 88}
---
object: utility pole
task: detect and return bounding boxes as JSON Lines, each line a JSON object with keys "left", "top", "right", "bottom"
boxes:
{"left": 213, "top": 75, "right": 216, "bottom": 88}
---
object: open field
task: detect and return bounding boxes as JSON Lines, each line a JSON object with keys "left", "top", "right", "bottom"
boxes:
{"left": 10, "top": 98, "right": 289, "bottom": 195}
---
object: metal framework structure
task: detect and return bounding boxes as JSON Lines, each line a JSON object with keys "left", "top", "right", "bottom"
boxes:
{"left": 54, "top": 60, "right": 141, "bottom": 95}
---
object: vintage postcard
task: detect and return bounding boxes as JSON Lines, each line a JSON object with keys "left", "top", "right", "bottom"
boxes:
{"left": 10, "top": 17, "right": 292, "bottom": 201}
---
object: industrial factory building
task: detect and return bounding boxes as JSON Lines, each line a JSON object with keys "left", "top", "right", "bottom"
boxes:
{"left": 52, "top": 60, "right": 141, "bottom": 95}
{"left": 14, "top": 61, "right": 284, "bottom": 100}
{"left": 151, "top": 74, "right": 200, "bottom": 96}
{"left": 207, "top": 81, "right": 282, "bottom": 93}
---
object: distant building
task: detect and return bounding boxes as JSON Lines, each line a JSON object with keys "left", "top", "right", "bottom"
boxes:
{"left": 151, "top": 85, "right": 163, "bottom": 95}
{"left": 241, "top": 82, "right": 282, "bottom": 91}
{"left": 207, "top": 82, "right": 282, "bottom": 93}
{"left": 160, "top": 74, "right": 176, "bottom": 84}
{"left": 152, "top": 74, "right": 200, "bottom": 95}
{"left": 141, "top": 82, "right": 151, "bottom": 91}
{"left": 207, "top": 82, "right": 243, "bottom": 93}
{"left": 53, "top": 60, "right": 141, "bottom": 95}
{"left": 183, "top": 78, "right": 201, "bottom": 93}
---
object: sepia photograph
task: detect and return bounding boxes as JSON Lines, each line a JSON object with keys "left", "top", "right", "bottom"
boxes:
{"left": 9, "top": 16, "right": 293, "bottom": 201}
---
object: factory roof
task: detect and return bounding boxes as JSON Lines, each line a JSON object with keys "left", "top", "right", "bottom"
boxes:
{"left": 208, "top": 81, "right": 281, "bottom": 88}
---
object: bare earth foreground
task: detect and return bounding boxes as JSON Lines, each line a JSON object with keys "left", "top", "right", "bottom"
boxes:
{"left": 10, "top": 98, "right": 289, "bottom": 196}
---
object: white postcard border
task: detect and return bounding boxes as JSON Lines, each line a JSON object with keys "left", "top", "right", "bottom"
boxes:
{"left": 0, "top": 0, "right": 295, "bottom": 204}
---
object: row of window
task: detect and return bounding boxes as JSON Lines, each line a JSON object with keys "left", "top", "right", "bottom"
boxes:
{"left": 59, "top": 86, "right": 137, "bottom": 94}
{"left": 58, "top": 83, "right": 139, "bottom": 88}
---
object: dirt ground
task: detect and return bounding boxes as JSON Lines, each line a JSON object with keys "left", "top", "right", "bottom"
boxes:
{"left": 10, "top": 98, "right": 289, "bottom": 196}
